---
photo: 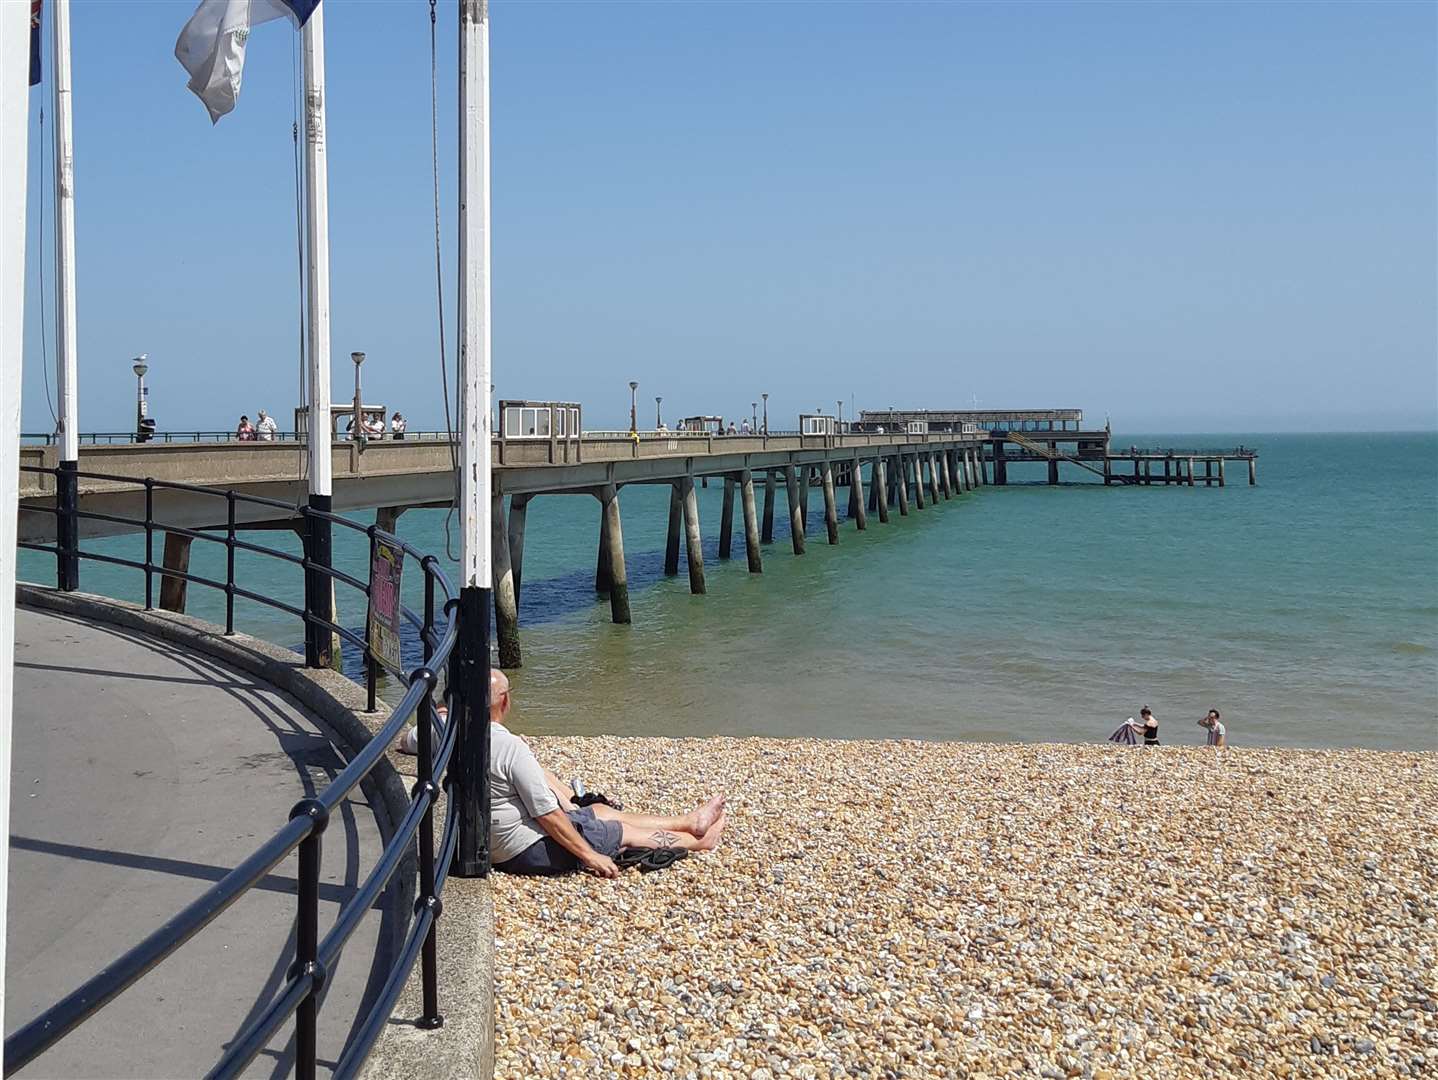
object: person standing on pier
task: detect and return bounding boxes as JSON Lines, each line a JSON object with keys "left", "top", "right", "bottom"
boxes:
{"left": 390, "top": 412, "right": 406, "bottom": 440}
{"left": 254, "top": 409, "right": 277, "bottom": 441}
{"left": 236, "top": 415, "right": 255, "bottom": 441}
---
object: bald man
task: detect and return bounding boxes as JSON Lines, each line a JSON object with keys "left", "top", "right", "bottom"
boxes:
{"left": 403, "top": 670, "right": 725, "bottom": 877}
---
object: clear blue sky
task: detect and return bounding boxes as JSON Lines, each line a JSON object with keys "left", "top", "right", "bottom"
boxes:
{"left": 20, "top": 0, "right": 1437, "bottom": 434}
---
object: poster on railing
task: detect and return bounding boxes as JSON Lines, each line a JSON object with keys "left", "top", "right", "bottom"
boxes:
{"left": 367, "top": 537, "right": 405, "bottom": 672}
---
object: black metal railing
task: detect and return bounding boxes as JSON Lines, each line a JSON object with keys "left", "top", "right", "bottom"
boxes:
{"left": 8, "top": 465, "right": 490, "bottom": 1080}
{"left": 20, "top": 430, "right": 459, "bottom": 446}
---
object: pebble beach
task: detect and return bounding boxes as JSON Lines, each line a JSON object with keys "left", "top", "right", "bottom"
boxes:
{"left": 491, "top": 738, "right": 1437, "bottom": 1079}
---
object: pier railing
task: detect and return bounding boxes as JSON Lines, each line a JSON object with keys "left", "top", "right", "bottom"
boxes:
{"left": 9, "top": 464, "right": 490, "bottom": 1079}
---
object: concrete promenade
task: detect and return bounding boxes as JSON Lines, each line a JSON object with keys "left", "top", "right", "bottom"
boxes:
{"left": 6, "top": 607, "right": 393, "bottom": 1078}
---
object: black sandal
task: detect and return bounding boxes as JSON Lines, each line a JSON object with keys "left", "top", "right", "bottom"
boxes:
{"left": 615, "top": 847, "right": 688, "bottom": 873}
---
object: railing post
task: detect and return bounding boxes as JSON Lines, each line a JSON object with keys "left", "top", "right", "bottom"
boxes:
{"left": 225, "top": 491, "right": 236, "bottom": 634}
{"left": 143, "top": 479, "right": 154, "bottom": 610}
{"left": 415, "top": 651, "right": 443, "bottom": 1028}
{"left": 451, "top": 586, "right": 491, "bottom": 877}
{"left": 364, "top": 524, "right": 377, "bottom": 712}
{"left": 288, "top": 799, "right": 328, "bottom": 1080}
{"left": 56, "top": 459, "right": 79, "bottom": 591}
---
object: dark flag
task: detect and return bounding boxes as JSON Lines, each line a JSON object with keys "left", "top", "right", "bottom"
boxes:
{"left": 29, "top": 0, "right": 42, "bottom": 86}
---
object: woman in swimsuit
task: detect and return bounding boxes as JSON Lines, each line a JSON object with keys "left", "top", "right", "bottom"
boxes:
{"left": 1138, "top": 706, "right": 1159, "bottom": 746}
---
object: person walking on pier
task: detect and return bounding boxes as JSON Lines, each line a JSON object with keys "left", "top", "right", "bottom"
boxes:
{"left": 236, "top": 415, "right": 255, "bottom": 441}
{"left": 255, "top": 409, "right": 278, "bottom": 441}
{"left": 390, "top": 412, "right": 407, "bottom": 440}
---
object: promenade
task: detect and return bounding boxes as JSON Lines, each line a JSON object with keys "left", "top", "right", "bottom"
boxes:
{"left": 6, "top": 607, "right": 393, "bottom": 1079}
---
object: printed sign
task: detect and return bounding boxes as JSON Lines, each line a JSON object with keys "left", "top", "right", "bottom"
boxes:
{"left": 367, "top": 536, "right": 405, "bottom": 672}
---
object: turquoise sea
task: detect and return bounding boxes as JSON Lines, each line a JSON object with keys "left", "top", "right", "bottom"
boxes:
{"left": 20, "top": 433, "right": 1438, "bottom": 751}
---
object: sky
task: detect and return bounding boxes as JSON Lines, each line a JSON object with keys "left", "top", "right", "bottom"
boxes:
{"left": 18, "top": 0, "right": 1438, "bottom": 435}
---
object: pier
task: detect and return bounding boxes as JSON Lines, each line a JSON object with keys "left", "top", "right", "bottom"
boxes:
{"left": 18, "top": 405, "right": 1256, "bottom": 670}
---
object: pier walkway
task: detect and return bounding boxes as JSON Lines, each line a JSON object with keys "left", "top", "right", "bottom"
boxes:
{"left": 6, "top": 606, "right": 392, "bottom": 1079}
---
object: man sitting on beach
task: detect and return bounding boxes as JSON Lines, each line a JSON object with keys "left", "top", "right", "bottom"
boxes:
{"left": 413, "top": 670, "right": 726, "bottom": 877}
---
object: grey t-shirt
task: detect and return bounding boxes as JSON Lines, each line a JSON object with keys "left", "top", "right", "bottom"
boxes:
{"left": 489, "top": 722, "right": 560, "bottom": 864}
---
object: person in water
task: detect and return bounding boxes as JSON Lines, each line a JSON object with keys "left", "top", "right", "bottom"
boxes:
{"left": 1199, "top": 709, "right": 1226, "bottom": 748}
{"left": 399, "top": 670, "right": 726, "bottom": 877}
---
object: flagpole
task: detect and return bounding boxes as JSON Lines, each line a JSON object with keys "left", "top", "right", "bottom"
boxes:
{"left": 453, "top": 0, "right": 492, "bottom": 877}
{"left": 51, "top": 0, "right": 78, "bottom": 590}
{"left": 301, "top": 3, "right": 334, "bottom": 668}
{"left": 1, "top": 0, "right": 35, "bottom": 1058}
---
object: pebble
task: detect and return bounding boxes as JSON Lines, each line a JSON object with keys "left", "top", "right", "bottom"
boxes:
{"left": 489, "top": 737, "right": 1437, "bottom": 1079}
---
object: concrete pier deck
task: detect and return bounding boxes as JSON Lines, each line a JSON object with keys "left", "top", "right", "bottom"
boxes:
{"left": 6, "top": 607, "right": 393, "bottom": 1079}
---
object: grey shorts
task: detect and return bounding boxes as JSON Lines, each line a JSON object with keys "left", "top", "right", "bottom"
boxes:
{"left": 495, "top": 806, "right": 623, "bottom": 876}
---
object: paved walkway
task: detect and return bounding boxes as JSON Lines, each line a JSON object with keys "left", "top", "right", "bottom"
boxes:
{"left": 7, "top": 608, "right": 394, "bottom": 1079}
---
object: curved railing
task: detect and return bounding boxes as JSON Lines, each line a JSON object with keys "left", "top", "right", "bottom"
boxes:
{"left": 21, "top": 430, "right": 459, "bottom": 445}
{"left": 8, "top": 465, "right": 485, "bottom": 1080}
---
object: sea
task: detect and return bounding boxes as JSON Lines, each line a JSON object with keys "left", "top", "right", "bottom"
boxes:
{"left": 20, "top": 433, "right": 1437, "bottom": 751}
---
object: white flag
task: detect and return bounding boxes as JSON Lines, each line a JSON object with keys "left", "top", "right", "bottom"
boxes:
{"left": 174, "top": 0, "right": 319, "bottom": 124}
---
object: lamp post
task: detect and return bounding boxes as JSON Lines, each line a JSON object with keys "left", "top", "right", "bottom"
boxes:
{"left": 751, "top": 401, "right": 757, "bottom": 432}
{"left": 131, "top": 354, "right": 149, "bottom": 441}
{"left": 628, "top": 380, "right": 638, "bottom": 435}
{"left": 655, "top": 395, "right": 663, "bottom": 428}
{"left": 837, "top": 399, "right": 843, "bottom": 431}
{"left": 351, "top": 351, "right": 365, "bottom": 443}
{"left": 761, "top": 392, "right": 768, "bottom": 435}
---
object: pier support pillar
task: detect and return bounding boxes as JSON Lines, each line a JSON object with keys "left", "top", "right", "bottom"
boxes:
{"left": 1219, "top": 458, "right": 1227, "bottom": 487}
{"left": 599, "top": 484, "right": 632, "bottom": 624}
{"left": 897, "top": 455, "right": 911, "bottom": 515}
{"left": 799, "top": 465, "right": 811, "bottom": 532}
{"left": 1163, "top": 458, "right": 1172, "bottom": 485}
{"left": 376, "top": 505, "right": 405, "bottom": 535}
{"left": 821, "top": 459, "right": 840, "bottom": 544}
{"left": 913, "top": 455, "right": 927, "bottom": 509}
{"left": 719, "top": 476, "right": 736, "bottom": 559}
{"left": 931, "top": 452, "right": 944, "bottom": 502}
{"left": 596, "top": 504, "right": 612, "bottom": 594}
{"left": 159, "top": 532, "right": 193, "bottom": 613}
{"left": 992, "top": 441, "right": 1007, "bottom": 486}
{"left": 1048, "top": 445, "right": 1059, "bottom": 485}
{"left": 1248, "top": 458, "right": 1256, "bottom": 486}
{"left": 784, "top": 465, "right": 807, "bottom": 554}
{"left": 761, "top": 470, "right": 776, "bottom": 544}
{"left": 939, "top": 451, "right": 953, "bottom": 498}
{"left": 1103, "top": 457, "right": 1112, "bottom": 486}
{"left": 1134, "top": 458, "right": 1142, "bottom": 484}
{"left": 866, "top": 464, "right": 878, "bottom": 514}
{"left": 875, "top": 459, "right": 890, "bottom": 523}
{"left": 851, "top": 457, "right": 868, "bottom": 529}
{"left": 1187, "top": 457, "right": 1196, "bottom": 487}
{"left": 679, "top": 476, "right": 706, "bottom": 593}
{"left": 977, "top": 447, "right": 988, "bottom": 485}
{"left": 664, "top": 484, "right": 682, "bottom": 576}
{"left": 740, "top": 469, "right": 762, "bottom": 573}
{"left": 508, "top": 495, "right": 529, "bottom": 613}
{"left": 493, "top": 493, "right": 521, "bottom": 667}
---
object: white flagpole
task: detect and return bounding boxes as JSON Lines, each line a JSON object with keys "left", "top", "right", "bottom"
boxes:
{"left": 300, "top": 3, "right": 334, "bottom": 666}
{"left": 455, "top": 0, "right": 492, "bottom": 876}
{"left": 51, "top": 0, "right": 78, "bottom": 588}
{"left": 1, "top": 0, "right": 35, "bottom": 1049}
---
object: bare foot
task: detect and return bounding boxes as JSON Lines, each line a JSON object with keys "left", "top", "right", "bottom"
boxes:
{"left": 687, "top": 794, "right": 726, "bottom": 838}
{"left": 693, "top": 812, "right": 726, "bottom": 852}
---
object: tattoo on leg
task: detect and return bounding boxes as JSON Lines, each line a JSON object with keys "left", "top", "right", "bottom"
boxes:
{"left": 650, "top": 830, "right": 677, "bottom": 848}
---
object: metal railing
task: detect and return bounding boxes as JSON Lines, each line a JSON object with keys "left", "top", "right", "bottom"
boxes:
{"left": 21, "top": 430, "right": 460, "bottom": 446}
{"left": 1111, "top": 446, "right": 1260, "bottom": 458}
{"left": 8, "top": 464, "right": 489, "bottom": 1079}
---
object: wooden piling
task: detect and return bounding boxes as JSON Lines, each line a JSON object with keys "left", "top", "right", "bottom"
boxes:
{"left": 719, "top": 476, "right": 735, "bottom": 559}
{"left": 875, "top": 458, "right": 890, "bottom": 523}
{"left": 159, "top": 531, "right": 192, "bottom": 613}
{"left": 821, "top": 459, "right": 840, "bottom": 544}
{"left": 784, "top": 465, "right": 807, "bottom": 554}
{"left": 680, "top": 475, "right": 706, "bottom": 593}
{"left": 762, "top": 469, "right": 776, "bottom": 544}
{"left": 493, "top": 493, "right": 521, "bottom": 667}
{"left": 851, "top": 456, "right": 868, "bottom": 529}
{"left": 664, "top": 484, "right": 682, "bottom": 576}
{"left": 741, "top": 469, "right": 762, "bottom": 573}
{"left": 600, "top": 483, "right": 631, "bottom": 623}
{"left": 508, "top": 495, "right": 528, "bottom": 612}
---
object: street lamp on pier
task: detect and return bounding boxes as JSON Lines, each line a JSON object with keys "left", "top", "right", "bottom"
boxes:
{"left": 351, "top": 351, "right": 365, "bottom": 444}
{"left": 761, "top": 393, "right": 768, "bottom": 435}
{"left": 628, "top": 381, "right": 639, "bottom": 435}
{"left": 131, "top": 354, "right": 150, "bottom": 441}
{"left": 655, "top": 396, "right": 663, "bottom": 428}
{"left": 837, "top": 399, "right": 843, "bottom": 430}
{"left": 751, "top": 401, "right": 758, "bottom": 432}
